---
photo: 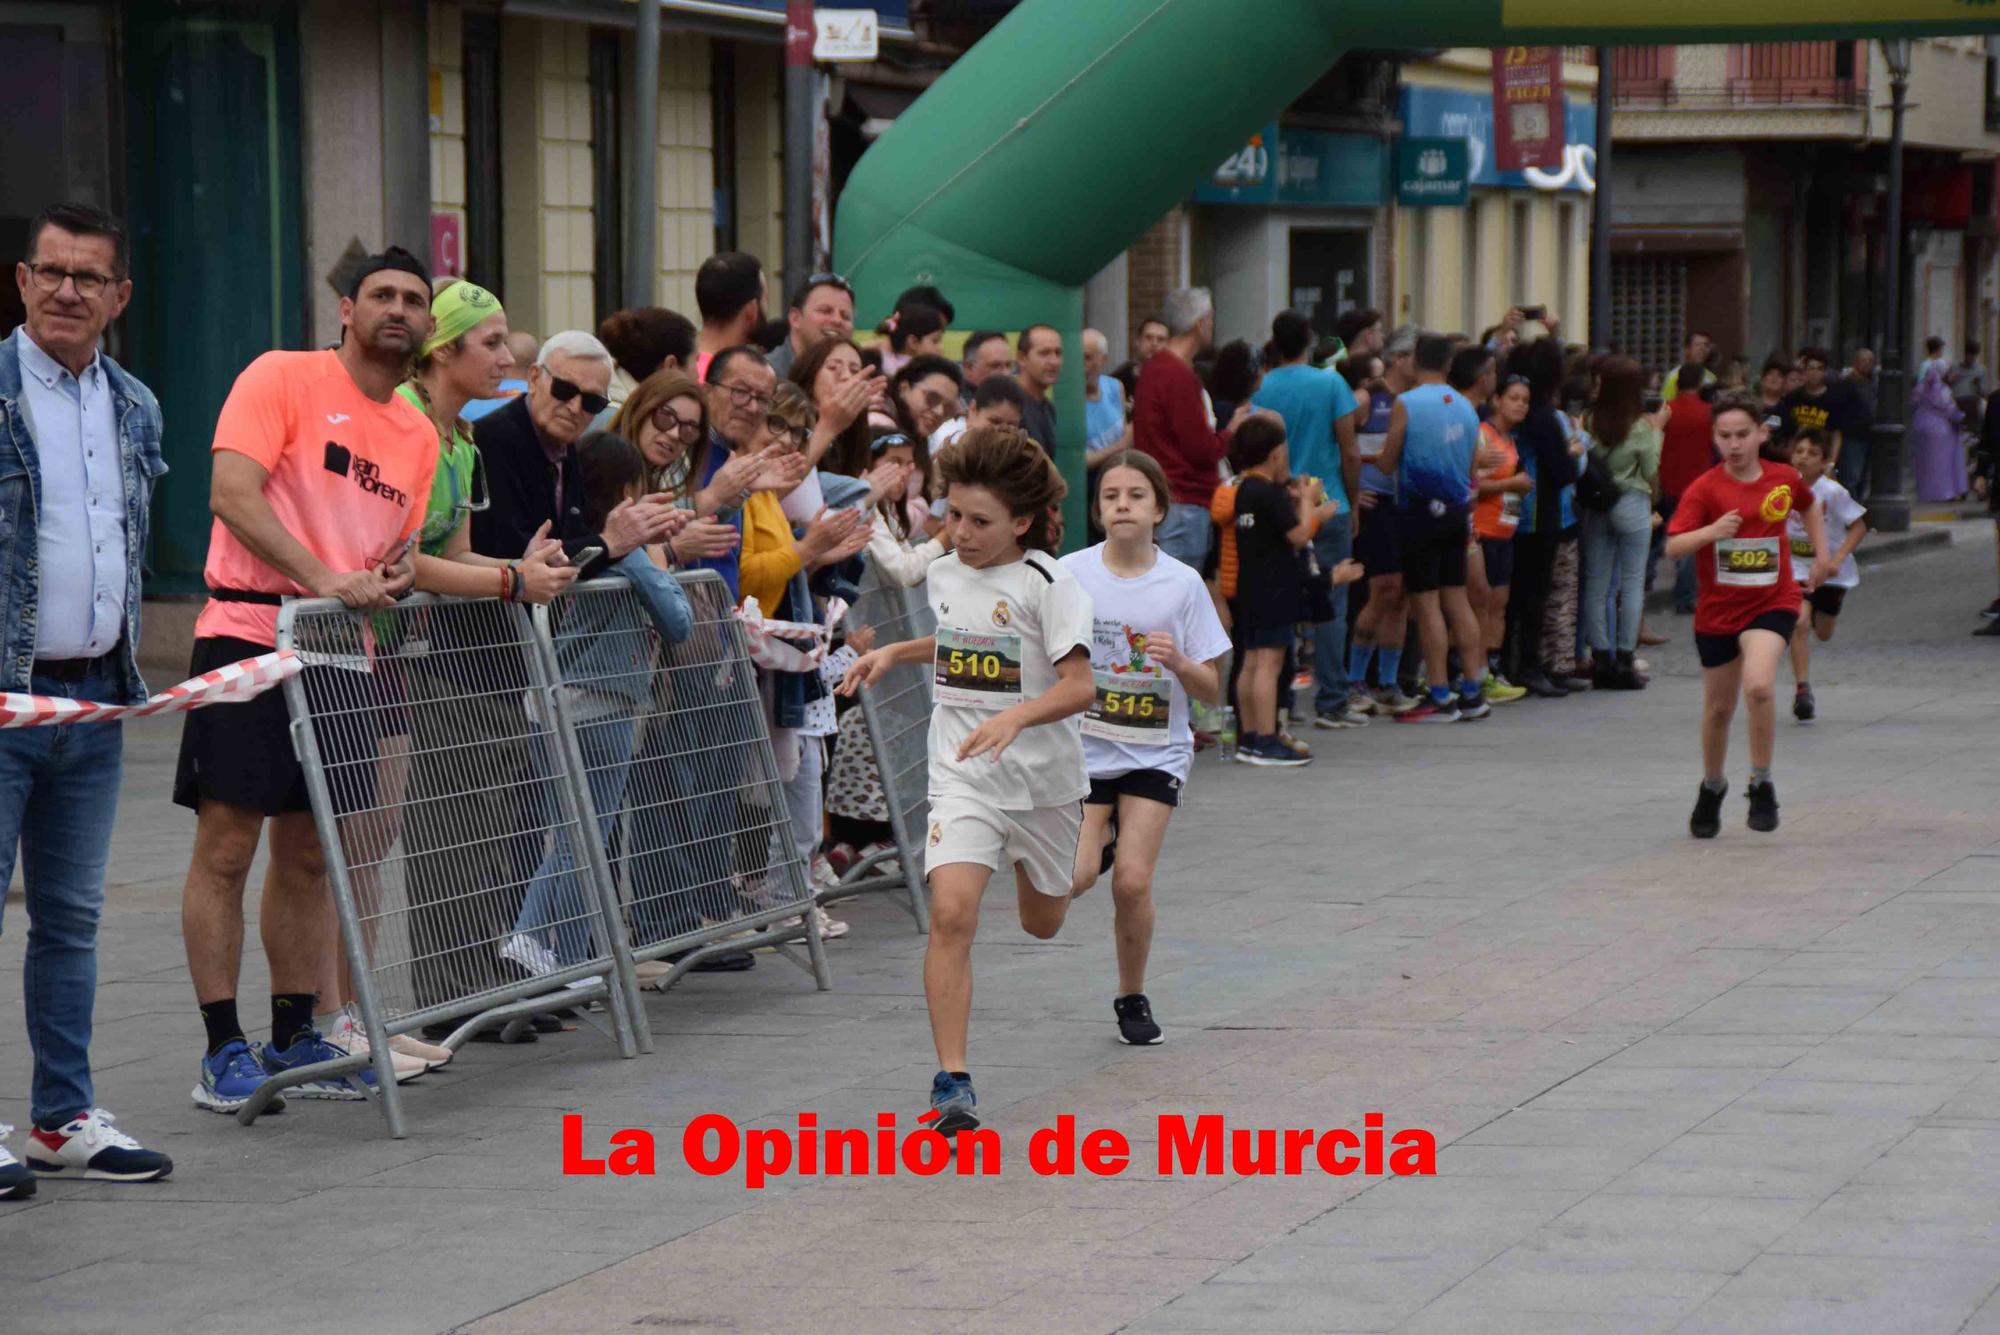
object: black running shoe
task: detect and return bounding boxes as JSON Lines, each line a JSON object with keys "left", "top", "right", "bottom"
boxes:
{"left": 1690, "top": 781, "right": 1726, "bottom": 839}
{"left": 1793, "top": 687, "right": 1816, "bottom": 724}
{"left": 928, "top": 1070, "right": 978, "bottom": 1135}
{"left": 1114, "top": 993, "right": 1164, "bottom": 1046}
{"left": 1746, "top": 780, "right": 1780, "bottom": 833}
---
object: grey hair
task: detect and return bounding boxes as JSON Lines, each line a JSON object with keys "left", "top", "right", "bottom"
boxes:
{"left": 1160, "top": 287, "right": 1213, "bottom": 338}
{"left": 536, "top": 329, "right": 615, "bottom": 369}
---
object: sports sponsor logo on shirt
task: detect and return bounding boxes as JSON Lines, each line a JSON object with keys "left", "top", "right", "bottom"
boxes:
{"left": 323, "top": 439, "right": 411, "bottom": 508}
{"left": 1759, "top": 487, "right": 1793, "bottom": 523}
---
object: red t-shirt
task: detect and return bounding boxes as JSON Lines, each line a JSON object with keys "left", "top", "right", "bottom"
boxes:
{"left": 1133, "top": 350, "right": 1230, "bottom": 507}
{"left": 1667, "top": 460, "right": 1816, "bottom": 636}
{"left": 1658, "top": 392, "right": 1715, "bottom": 501}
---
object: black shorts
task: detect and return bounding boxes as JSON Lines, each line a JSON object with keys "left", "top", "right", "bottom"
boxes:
{"left": 1694, "top": 609, "right": 1800, "bottom": 669}
{"left": 1806, "top": 585, "right": 1848, "bottom": 619}
{"left": 1353, "top": 498, "right": 1400, "bottom": 576}
{"left": 1233, "top": 621, "right": 1293, "bottom": 650}
{"left": 1478, "top": 536, "right": 1516, "bottom": 586}
{"left": 173, "top": 636, "right": 384, "bottom": 817}
{"left": 1087, "top": 768, "right": 1182, "bottom": 809}
{"left": 1397, "top": 503, "right": 1471, "bottom": 594}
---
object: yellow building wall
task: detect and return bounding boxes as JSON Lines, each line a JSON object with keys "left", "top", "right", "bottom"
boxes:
{"left": 1396, "top": 191, "right": 1588, "bottom": 341}
{"left": 497, "top": 17, "right": 592, "bottom": 336}
{"left": 656, "top": 33, "right": 715, "bottom": 314}
{"left": 733, "top": 43, "right": 787, "bottom": 302}
{"left": 428, "top": 3, "right": 466, "bottom": 263}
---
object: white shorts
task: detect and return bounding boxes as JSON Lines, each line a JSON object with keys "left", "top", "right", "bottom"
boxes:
{"left": 923, "top": 795, "right": 1083, "bottom": 898}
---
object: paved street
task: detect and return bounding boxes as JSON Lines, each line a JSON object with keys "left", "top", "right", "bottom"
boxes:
{"left": 4, "top": 523, "right": 1998, "bottom": 1335}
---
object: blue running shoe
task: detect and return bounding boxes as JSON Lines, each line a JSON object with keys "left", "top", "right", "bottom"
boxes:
{"left": 192, "top": 1038, "right": 285, "bottom": 1115}
{"left": 261, "top": 1032, "right": 375, "bottom": 1101}
{"left": 928, "top": 1070, "right": 978, "bottom": 1135}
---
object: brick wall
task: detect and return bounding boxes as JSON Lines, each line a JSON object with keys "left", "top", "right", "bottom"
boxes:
{"left": 1126, "top": 207, "right": 1186, "bottom": 344}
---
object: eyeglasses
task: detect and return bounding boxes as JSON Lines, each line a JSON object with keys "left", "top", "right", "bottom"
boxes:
{"left": 717, "top": 381, "right": 775, "bottom": 413}
{"left": 649, "top": 404, "right": 705, "bottom": 443}
{"left": 25, "top": 263, "right": 119, "bottom": 299}
{"left": 546, "top": 374, "right": 609, "bottom": 415}
{"left": 765, "top": 414, "right": 811, "bottom": 448}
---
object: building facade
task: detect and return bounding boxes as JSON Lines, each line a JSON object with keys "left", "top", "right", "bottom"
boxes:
{"left": 1609, "top": 38, "right": 2000, "bottom": 374}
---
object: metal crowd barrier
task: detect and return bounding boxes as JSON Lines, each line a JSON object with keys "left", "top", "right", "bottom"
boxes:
{"left": 546, "top": 575, "right": 829, "bottom": 993}
{"left": 263, "top": 571, "right": 826, "bottom": 1137}
{"left": 819, "top": 557, "right": 934, "bottom": 931}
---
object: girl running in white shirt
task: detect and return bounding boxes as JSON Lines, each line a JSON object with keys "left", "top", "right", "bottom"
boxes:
{"left": 839, "top": 425, "right": 1094, "bottom": 1134}
{"left": 1060, "top": 451, "right": 1230, "bottom": 1046}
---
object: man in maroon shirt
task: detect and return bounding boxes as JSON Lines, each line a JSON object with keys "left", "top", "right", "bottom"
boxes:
{"left": 1134, "top": 287, "right": 1249, "bottom": 568}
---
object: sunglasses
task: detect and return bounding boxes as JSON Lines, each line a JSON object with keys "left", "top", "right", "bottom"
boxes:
{"left": 805, "top": 271, "right": 852, "bottom": 294}
{"left": 649, "top": 404, "right": 705, "bottom": 442}
{"left": 870, "top": 432, "right": 914, "bottom": 456}
{"left": 546, "top": 374, "right": 609, "bottom": 415}
{"left": 1502, "top": 374, "right": 1531, "bottom": 387}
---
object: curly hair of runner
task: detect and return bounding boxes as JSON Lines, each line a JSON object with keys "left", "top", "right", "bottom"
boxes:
{"left": 933, "top": 423, "right": 1067, "bottom": 552}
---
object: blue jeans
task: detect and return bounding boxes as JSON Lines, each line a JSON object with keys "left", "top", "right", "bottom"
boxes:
{"left": 514, "top": 700, "right": 637, "bottom": 967}
{"left": 1312, "top": 511, "right": 1353, "bottom": 711}
{"left": 0, "top": 659, "right": 124, "bottom": 1125}
{"left": 1835, "top": 432, "right": 1871, "bottom": 498}
{"left": 1158, "top": 502, "right": 1213, "bottom": 570}
{"left": 1582, "top": 490, "right": 1653, "bottom": 653}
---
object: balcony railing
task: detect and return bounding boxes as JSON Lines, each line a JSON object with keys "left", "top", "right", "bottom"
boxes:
{"left": 1613, "top": 41, "right": 1866, "bottom": 110}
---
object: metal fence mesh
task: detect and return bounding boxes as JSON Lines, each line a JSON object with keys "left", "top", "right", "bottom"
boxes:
{"left": 824, "top": 558, "right": 935, "bottom": 929}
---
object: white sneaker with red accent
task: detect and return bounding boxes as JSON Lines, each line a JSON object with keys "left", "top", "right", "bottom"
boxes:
{"left": 0, "top": 1125, "right": 34, "bottom": 1199}
{"left": 24, "top": 1109, "right": 172, "bottom": 1182}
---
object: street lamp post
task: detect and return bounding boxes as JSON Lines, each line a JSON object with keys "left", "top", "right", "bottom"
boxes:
{"left": 1871, "top": 38, "right": 1913, "bottom": 533}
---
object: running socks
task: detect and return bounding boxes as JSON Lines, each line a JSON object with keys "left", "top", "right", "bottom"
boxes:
{"left": 200, "top": 998, "right": 244, "bottom": 1056}
{"left": 1378, "top": 646, "right": 1403, "bottom": 688}
{"left": 270, "top": 993, "right": 317, "bottom": 1050}
{"left": 1428, "top": 684, "right": 1452, "bottom": 707}
{"left": 1346, "top": 642, "right": 1373, "bottom": 686}
{"left": 1749, "top": 766, "right": 1772, "bottom": 787}
{"left": 1701, "top": 776, "right": 1728, "bottom": 795}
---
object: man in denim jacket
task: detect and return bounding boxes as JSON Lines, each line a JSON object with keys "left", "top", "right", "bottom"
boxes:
{"left": 0, "top": 203, "right": 172, "bottom": 1193}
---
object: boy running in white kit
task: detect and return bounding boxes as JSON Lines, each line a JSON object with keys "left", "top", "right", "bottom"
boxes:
{"left": 1062, "top": 450, "right": 1231, "bottom": 1046}
{"left": 839, "top": 425, "right": 1093, "bottom": 1134}
{"left": 1784, "top": 430, "right": 1868, "bottom": 724}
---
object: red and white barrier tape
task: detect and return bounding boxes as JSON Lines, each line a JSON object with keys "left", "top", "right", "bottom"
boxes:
{"left": 0, "top": 650, "right": 303, "bottom": 728}
{"left": 736, "top": 597, "right": 848, "bottom": 673}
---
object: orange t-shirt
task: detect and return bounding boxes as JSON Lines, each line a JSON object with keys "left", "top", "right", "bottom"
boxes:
{"left": 1209, "top": 481, "right": 1239, "bottom": 599}
{"left": 1471, "top": 421, "right": 1523, "bottom": 541}
{"left": 197, "top": 350, "right": 439, "bottom": 644}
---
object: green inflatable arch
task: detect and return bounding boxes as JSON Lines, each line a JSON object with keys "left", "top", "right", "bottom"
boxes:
{"left": 835, "top": 0, "right": 2000, "bottom": 539}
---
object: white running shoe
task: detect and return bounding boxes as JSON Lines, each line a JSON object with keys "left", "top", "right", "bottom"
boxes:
{"left": 1374, "top": 687, "right": 1422, "bottom": 715}
{"left": 0, "top": 1125, "right": 35, "bottom": 1199}
{"left": 324, "top": 1013, "right": 427, "bottom": 1083}
{"left": 499, "top": 932, "right": 560, "bottom": 977}
{"left": 815, "top": 906, "right": 850, "bottom": 939}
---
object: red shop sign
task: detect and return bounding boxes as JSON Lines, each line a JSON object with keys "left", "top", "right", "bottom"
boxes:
{"left": 1492, "top": 46, "right": 1566, "bottom": 174}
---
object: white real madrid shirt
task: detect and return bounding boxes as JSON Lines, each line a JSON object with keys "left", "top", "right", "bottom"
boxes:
{"left": 925, "top": 549, "right": 1094, "bottom": 811}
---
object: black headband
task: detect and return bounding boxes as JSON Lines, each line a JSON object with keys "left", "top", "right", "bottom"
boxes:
{"left": 346, "top": 245, "right": 432, "bottom": 300}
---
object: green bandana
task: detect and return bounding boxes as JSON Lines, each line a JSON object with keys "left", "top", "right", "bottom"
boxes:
{"left": 423, "top": 280, "right": 504, "bottom": 356}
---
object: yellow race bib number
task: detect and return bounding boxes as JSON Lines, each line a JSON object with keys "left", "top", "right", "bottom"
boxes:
{"left": 1716, "top": 536, "right": 1780, "bottom": 587}
{"left": 1081, "top": 670, "right": 1171, "bottom": 744}
{"left": 934, "top": 627, "right": 1023, "bottom": 709}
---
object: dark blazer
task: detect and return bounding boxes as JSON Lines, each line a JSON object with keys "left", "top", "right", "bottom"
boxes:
{"left": 469, "top": 396, "right": 611, "bottom": 576}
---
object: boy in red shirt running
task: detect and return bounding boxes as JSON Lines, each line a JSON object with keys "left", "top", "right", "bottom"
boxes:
{"left": 1666, "top": 393, "right": 1835, "bottom": 837}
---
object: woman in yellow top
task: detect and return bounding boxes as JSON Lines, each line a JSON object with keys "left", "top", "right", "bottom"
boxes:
{"left": 736, "top": 382, "right": 872, "bottom": 612}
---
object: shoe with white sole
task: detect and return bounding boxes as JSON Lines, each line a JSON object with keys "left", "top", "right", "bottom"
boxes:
{"left": 323, "top": 1013, "right": 428, "bottom": 1082}
{"left": 0, "top": 1126, "right": 34, "bottom": 1199}
{"left": 634, "top": 959, "right": 674, "bottom": 982}
{"left": 25, "top": 1109, "right": 172, "bottom": 1183}
{"left": 499, "top": 932, "right": 560, "bottom": 978}
{"left": 193, "top": 1038, "right": 285, "bottom": 1115}
{"left": 261, "top": 1031, "right": 375, "bottom": 1101}
{"left": 815, "top": 906, "right": 849, "bottom": 939}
